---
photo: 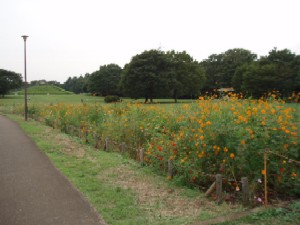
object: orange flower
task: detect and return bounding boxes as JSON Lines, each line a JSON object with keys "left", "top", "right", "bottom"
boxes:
{"left": 200, "top": 135, "right": 205, "bottom": 141}
{"left": 230, "top": 153, "right": 235, "bottom": 159}
{"left": 261, "top": 170, "right": 266, "bottom": 175}
{"left": 241, "top": 140, "right": 246, "bottom": 145}
{"left": 224, "top": 147, "right": 229, "bottom": 152}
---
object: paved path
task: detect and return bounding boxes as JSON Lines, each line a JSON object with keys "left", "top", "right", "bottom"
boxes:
{"left": 0, "top": 115, "right": 106, "bottom": 225}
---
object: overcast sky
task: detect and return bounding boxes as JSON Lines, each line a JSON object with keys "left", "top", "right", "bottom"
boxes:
{"left": 1, "top": 0, "right": 300, "bottom": 83}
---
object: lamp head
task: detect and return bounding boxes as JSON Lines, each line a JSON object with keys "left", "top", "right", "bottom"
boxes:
{"left": 21, "top": 35, "right": 29, "bottom": 41}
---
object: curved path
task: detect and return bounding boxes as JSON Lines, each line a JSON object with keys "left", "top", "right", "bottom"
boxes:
{"left": 0, "top": 115, "right": 106, "bottom": 225}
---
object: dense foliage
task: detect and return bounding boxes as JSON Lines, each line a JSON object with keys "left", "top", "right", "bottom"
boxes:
{"left": 121, "top": 50, "right": 206, "bottom": 102}
{"left": 0, "top": 69, "right": 22, "bottom": 97}
{"left": 88, "top": 64, "right": 122, "bottom": 96}
{"left": 63, "top": 74, "right": 89, "bottom": 94}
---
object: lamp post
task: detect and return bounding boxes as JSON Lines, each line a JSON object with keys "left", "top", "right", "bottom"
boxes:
{"left": 21, "top": 35, "right": 29, "bottom": 121}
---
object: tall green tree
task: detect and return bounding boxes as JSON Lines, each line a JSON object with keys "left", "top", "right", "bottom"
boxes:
{"left": 201, "top": 48, "right": 257, "bottom": 91}
{"left": 63, "top": 74, "right": 88, "bottom": 94}
{"left": 0, "top": 69, "right": 22, "bottom": 97}
{"left": 121, "top": 49, "right": 170, "bottom": 102}
{"left": 88, "top": 64, "right": 122, "bottom": 96}
{"left": 166, "top": 50, "right": 206, "bottom": 102}
{"left": 238, "top": 48, "right": 300, "bottom": 97}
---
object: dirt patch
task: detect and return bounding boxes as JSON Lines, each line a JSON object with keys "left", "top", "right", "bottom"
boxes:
{"left": 43, "top": 127, "right": 86, "bottom": 158}
{"left": 98, "top": 165, "right": 242, "bottom": 222}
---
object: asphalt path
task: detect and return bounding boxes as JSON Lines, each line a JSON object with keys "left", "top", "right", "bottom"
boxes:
{"left": 0, "top": 115, "right": 106, "bottom": 225}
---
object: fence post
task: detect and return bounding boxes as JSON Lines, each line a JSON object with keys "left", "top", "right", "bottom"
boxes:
{"left": 85, "top": 130, "right": 89, "bottom": 143}
{"left": 216, "top": 174, "right": 223, "bottom": 204}
{"left": 119, "top": 142, "right": 126, "bottom": 153}
{"left": 140, "top": 148, "right": 144, "bottom": 165}
{"left": 168, "top": 159, "right": 173, "bottom": 178}
{"left": 241, "top": 177, "right": 249, "bottom": 207}
{"left": 104, "top": 137, "right": 110, "bottom": 151}
{"left": 264, "top": 150, "right": 268, "bottom": 207}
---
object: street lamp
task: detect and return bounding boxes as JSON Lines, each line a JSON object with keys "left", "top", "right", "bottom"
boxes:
{"left": 21, "top": 35, "right": 29, "bottom": 121}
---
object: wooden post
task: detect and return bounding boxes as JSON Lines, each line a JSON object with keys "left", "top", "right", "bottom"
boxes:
{"left": 140, "top": 148, "right": 144, "bottom": 165}
{"left": 119, "top": 142, "right": 126, "bottom": 153}
{"left": 85, "top": 130, "right": 89, "bottom": 143}
{"left": 104, "top": 137, "right": 110, "bottom": 151}
{"left": 241, "top": 177, "right": 249, "bottom": 207}
{"left": 216, "top": 174, "right": 223, "bottom": 204}
{"left": 264, "top": 151, "right": 268, "bottom": 207}
{"left": 168, "top": 159, "right": 173, "bottom": 178}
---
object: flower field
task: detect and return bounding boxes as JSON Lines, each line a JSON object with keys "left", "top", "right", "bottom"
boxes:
{"left": 9, "top": 94, "right": 300, "bottom": 202}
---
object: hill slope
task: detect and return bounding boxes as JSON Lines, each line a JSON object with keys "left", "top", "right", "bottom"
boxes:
{"left": 18, "top": 85, "right": 73, "bottom": 95}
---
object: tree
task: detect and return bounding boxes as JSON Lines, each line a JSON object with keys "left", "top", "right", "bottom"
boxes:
{"left": 238, "top": 48, "right": 300, "bottom": 98}
{"left": 87, "top": 64, "right": 122, "bottom": 96}
{"left": 121, "top": 49, "right": 170, "bottom": 102}
{"left": 63, "top": 74, "right": 89, "bottom": 94}
{"left": 166, "top": 50, "right": 206, "bottom": 102}
{"left": 201, "top": 48, "right": 257, "bottom": 91}
{"left": 240, "top": 63, "right": 277, "bottom": 98}
{"left": 0, "top": 69, "right": 22, "bottom": 97}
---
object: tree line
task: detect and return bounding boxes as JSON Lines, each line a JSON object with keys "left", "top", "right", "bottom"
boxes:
{"left": 63, "top": 48, "right": 300, "bottom": 101}
{"left": 1, "top": 47, "right": 299, "bottom": 100}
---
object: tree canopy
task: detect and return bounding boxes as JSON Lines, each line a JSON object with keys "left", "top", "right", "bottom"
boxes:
{"left": 88, "top": 64, "right": 122, "bottom": 96}
{"left": 235, "top": 48, "right": 300, "bottom": 97}
{"left": 121, "top": 49, "right": 206, "bottom": 102}
{"left": 201, "top": 48, "right": 257, "bottom": 91}
{"left": 63, "top": 74, "right": 89, "bottom": 94}
{"left": 121, "top": 49, "right": 170, "bottom": 102}
{"left": 0, "top": 69, "right": 22, "bottom": 97}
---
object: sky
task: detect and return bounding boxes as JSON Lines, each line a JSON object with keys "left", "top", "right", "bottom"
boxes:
{"left": 1, "top": 0, "right": 300, "bottom": 83}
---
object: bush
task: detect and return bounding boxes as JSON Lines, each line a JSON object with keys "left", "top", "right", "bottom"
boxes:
{"left": 104, "top": 95, "right": 120, "bottom": 103}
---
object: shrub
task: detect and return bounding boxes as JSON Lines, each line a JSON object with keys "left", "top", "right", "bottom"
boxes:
{"left": 104, "top": 95, "right": 120, "bottom": 103}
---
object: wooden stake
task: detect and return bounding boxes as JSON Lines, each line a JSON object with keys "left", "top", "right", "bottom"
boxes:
{"left": 168, "top": 159, "right": 173, "bottom": 178}
{"left": 119, "top": 142, "right": 126, "bottom": 153}
{"left": 241, "top": 177, "right": 249, "bottom": 207}
{"left": 264, "top": 150, "right": 268, "bottom": 207}
{"left": 140, "top": 148, "right": 144, "bottom": 165}
{"left": 216, "top": 174, "right": 223, "bottom": 204}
